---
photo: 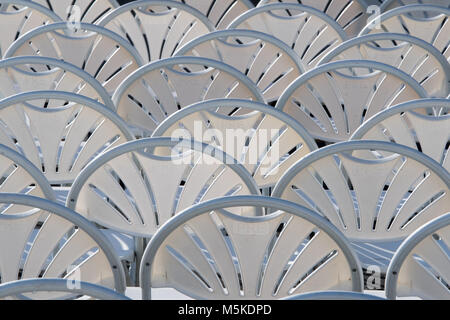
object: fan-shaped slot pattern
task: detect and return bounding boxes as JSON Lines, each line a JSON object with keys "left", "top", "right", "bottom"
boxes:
{"left": 4, "top": 23, "right": 142, "bottom": 94}
{"left": 274, "top": 143, "right": 450, "bottom": 273}
{"left": 31, "top": 0, "right": 118, "bottom": 23}
{"left": 361, "top": 5, "right": 450, "bottom": 62}
{"left": 183, "top": 223, "right": 229, "bottom": 294}
{"left": 144, "top": 199, "right": 361, "bottom": 299}
{"left": 113, "top": 58, "right": 264, "bottom": 136}
{"left": 257, "top": 0, "right": 368, "bottom": 37}
{"left": 381, "top": 1, "right": 450, "bottom": 18}
{"left": 274, "top": 145, "right": 449, "bottom": 241}
{"left": 351, "top": 100, "right": 450, "bottom": 171}
{"left": 0, "top": 62, "right": 112, "bottom": 107}
{"left": 320, "top": 35, "right": 450, "bottom": 98}
{"left": 97, "top": 1, "right": 214, "bottom": 63}
{"left": 0, "top": 94, "right": 132, "bottom": 184}
{"left": 0, "top": 203, "right": 120, "bottom": 299}
{"left": 227, "top": 4, "right": 347, "bottom": 70}
{"left": 68, "top": 139, "right": 259, "bottom": 237}
{"left": 175, "top": 30, "right": 303, "bottom": 103}
{"left": 276, "top": 61, "right": 426, "bottom": 142}
{"left": 0, "top": 0, "right": 60, "bottom": 56}
{"left": 0, "top": 155, "right": 50, "bottom": 202}
{"left": 152, "top": 100, "right": 317, "bottom": 188}
{"left": 386, "top": 215, "right": 450, "bottom": 299}
{"left": 176, "top": 0, "right": 253, "bottom": 29}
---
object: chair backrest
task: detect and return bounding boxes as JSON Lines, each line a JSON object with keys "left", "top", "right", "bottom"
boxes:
{"left": 112, "top": 56, "right": 265, "bottom": 136}
{"left": 67, "top": 137, "right": 261, "bottom": 238}
{"left": 174, "top": 29, "right": 304, "bottom": 104}
{"left": 0, "top": 56, "right": 114, "bottom": 110}
{"left": 385, "top": 213, "right": 450, "bottom": 300}
{"left": 0, "top": 278, "right": 130, "bottom": 300}
{"left": 0, "top": 144, "right": 55, "bottom": 201}
{"left": 283, "top": 290, "right": 385, "bottom": 300}
{"left": 227, "top": 3, "right": 348, "bottom": 70}
{"left": 172, "top": 0, "right": 254, "bottom": 29}
{"left": 360, "top": 5, "right": 450, "bottom": 62}
{"left": 0, "top": 0, "right": 61, "bottom": 57}
{"left": 275, "top": 60, "right": 427, "bottom": 142}
{"left": 4, "top": 22, "right": 144, "bottom": 95}
{"left": 30, "top": 0, "right": 119, "bottom": 23}
{"left": 272, "top": 140, "right": 450, "bottom": 242}
{"left": 97, "top": 0, "right": 215, "bottom": 63}
{"left": 0, "top": 91, "right": 134, "bottom": 184}
{"left": 380, "top": 0, "right": 450, "bottom": 15}
{"left": 152, "top": 99, "right": 317, "bottom": 188}
{"left": 0, "top": 193, "right": 126, "bottom": 296}
{"left": 319, "top": 33, "right": 450, "bottom": 98}
{"left": 351, "top": 99, "right": 450, "bottom": 171}
{"left": 140, "top": 195, "right": 363, "bottom": 299}
{"left": 257, "top": 0, "right": 370, "bottom": 37}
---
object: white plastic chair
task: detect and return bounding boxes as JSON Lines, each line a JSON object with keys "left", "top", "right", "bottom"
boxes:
{"left": 227, "top": 3, "right": 348, "bottom": 70}
{"left": 97, "top": 0, "right": 215, "bottom": 63}
{"left": 67, "top": 137, "right": 260, "bottom": 282}
{"left": 152, "top": 99, "right": 318, "bottom": 189}
{"left": 112, "top": 56, "right": 265, "bottom": 136}
{"left": 0, "top": 279, "right": 130, "bottom": 300}
{"left": 139, "top": 195, "right": 363, "bottom": 299}
{"left": 352, "top": 99, "right": 450, "bottom": 171}
{"left": 67, "top": 137, "right": 261, "bottom": 238}
{"left": 385, "top": 213, "right": 450, "bottom": 300}
{"left": 319, "top": 33, "right": 450, "bottom": 98}
{"left": 275, "top": 60, "right": 427, "bottom": 143}
{"left": 0, "top": 193, "right": 126, "bottom": 297}
{"left": 360, "top": 5, "right": 450, "bottom": 63}
{"left": 0, "top": 0, "right": 61, "bottom": 57}
{"left": 30, "top": 0, "right": 119, "bottom": 23}
{"left": 0, "top": 56, "right": 115, "bottom": 110}
{"left": 0, "top": 91, "right": 134, "bottom": 185}
{"left": 0, "top": 144, "right": 55, "bottom": 201}
{"left": 4, "top": 22, "right": 144, "bottom": 95}
{"left": 171, "top": 0, "right": 254, "bottom": 29}
{"left": 272, "top": 140, "right": 450, "bottom": 272}
{"left": 257, "top": 0, "right": 370, "bottom": 37}
{"left": 174, "top": 29, "right": 304, "bottom": 104}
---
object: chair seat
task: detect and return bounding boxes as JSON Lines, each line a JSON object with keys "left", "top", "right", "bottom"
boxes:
{"left": 53, "top": 186, "right": 134, "bottom": 261}
{"left": 53, "top": 187, "right": 70, "bottom": 205}
{"left": 101, "top": 229, "right": 135, "bottom": 262}
{"left": 352, "top": 240, "right": 403, "bottom": 273}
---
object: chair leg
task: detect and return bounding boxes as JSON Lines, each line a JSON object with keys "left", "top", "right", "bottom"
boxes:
{"left": 122, "top": 260, "right": 133, "bottom": 286}
{"left": 133, "top": 237, "right": 145, "bottom": 286}
{"left": 133, "top": 237, "right": 152, "bottom": 286}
